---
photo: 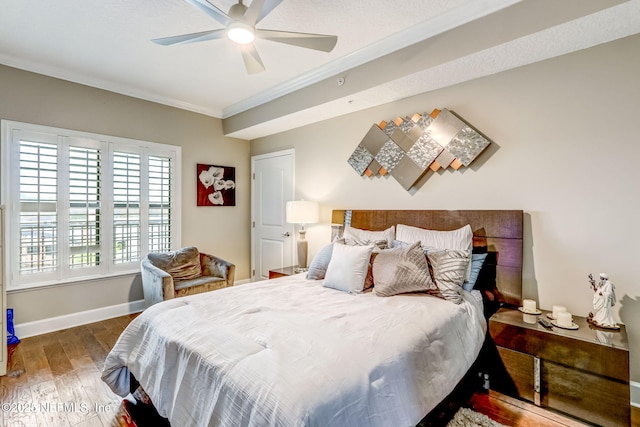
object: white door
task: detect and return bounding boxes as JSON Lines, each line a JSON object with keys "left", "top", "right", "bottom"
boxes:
{"left": 251, "top": 150, "right": 295, "bottom": 281}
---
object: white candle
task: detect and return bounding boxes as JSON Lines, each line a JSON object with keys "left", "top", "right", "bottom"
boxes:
{"left": 557, "top": 311, "right": 573, "bottom": 328}
{"left": 523, "top": 299, "right": 537, "bottom": 313}
{"left": 552, "top": 305, "right": 567, "bottom": 320}
{"left": 523, "top": 313, "right": 537, "bottom": 324}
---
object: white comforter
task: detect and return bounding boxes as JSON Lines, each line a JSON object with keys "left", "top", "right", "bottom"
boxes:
{"left": 102, "top": 274, "right": 486, "bottom": 427}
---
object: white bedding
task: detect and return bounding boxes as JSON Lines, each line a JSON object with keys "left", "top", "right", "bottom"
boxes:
{"left": 102, "top": 274, "right": 486, "bottom": 427}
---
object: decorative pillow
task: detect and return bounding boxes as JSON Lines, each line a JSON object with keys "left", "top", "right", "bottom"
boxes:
{"left": 373, "top": 242, "right": 435, "bottom": 297}
{"left": 426, "top": 249, "right": 470, "bottom": 304}
{"left": 306, "top": 238, "right": 345, "bottom": 280}
{"left": 307, "top": 243, "right": 335, "bottom": 280}
{"left": 396, "top": 223, "right": 473, "bottom": 279}
{"left": 343, "top": 225, "right": 395, "bottom": 248}
{"left": 147, "top": 246, "right": 202, "bottom": 280}
{"left": 363, "top": 252, "right": 378, "bottom": 291}
{"left": 323, "top": 243, "right": 374, "bottom": 294}
{"left": 463, "top": 252, "right": 488, "bottom": 292}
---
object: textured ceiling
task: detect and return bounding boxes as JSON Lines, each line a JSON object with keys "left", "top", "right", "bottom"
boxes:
{"left": 1, "top": 0, "right": 639, "bottom": 139}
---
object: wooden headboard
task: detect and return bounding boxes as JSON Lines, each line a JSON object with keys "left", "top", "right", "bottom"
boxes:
{"left": 331, "top": 210, "right": 523, "bottom": 310}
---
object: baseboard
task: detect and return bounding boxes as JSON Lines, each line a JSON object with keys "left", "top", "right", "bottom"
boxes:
{"left": 234, "top": 278, "right": 251, "bottom": 285}
{"left": 632, "top": 381, "right": 640, "bottom": 408}
{"left": 15, "top": 299, "right": 145, "bottom": 339}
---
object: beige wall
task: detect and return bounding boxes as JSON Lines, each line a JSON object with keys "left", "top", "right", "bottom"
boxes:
{"left": 0, "top": 64, "right": 251, "bottom": 323}
{"left": 251, "top": 34, "right": 640, "bottom": 382}
{"left": 2, "top": 33, "right": 638, "bottom": 383}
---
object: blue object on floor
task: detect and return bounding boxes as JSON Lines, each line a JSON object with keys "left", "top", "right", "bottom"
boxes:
{"left": 7, "top": 308, "right": 20, "bottom": 345}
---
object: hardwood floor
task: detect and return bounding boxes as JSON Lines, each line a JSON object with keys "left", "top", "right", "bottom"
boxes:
{"left": 1, "top": 314, "right": 138, "bottom": 427}
{"left": 471, "top": 391, "right": 589, "bottom": 426}
{"left": 2, "top": 314, "right": 638, "bottom": 427}
{"left": 471, "top": 391, "right": 640, "bottom": 427}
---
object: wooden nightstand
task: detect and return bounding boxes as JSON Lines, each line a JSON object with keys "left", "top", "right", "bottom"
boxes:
{"left": 488, "top": 307, "right": 630, "bottom": 426}
{"left": 268, "top": 265, "right": 299, "bottom": 279}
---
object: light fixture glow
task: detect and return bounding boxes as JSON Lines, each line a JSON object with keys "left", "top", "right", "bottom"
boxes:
{"left": 226, "top": 22, "right": 255, "bottom": 44}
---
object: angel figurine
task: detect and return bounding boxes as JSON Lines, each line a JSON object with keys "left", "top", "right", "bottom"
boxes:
{"left": 587, "top": 273, "right": 620, "bottom": 330}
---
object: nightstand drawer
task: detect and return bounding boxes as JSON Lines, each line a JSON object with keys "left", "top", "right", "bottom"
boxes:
{"left": 493, "top": 347, "right": 631, "bottom": 426}
{"left": 544, "top": 360, "right": 630, "bottom": 426}
{"left": 490, "top": 314, "right": 628, "bottom": 382}
{"left": 494, "top": 347, "right": 535, "bottom": 402}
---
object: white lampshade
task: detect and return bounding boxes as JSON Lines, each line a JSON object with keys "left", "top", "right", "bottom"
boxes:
{"left": 286, "top": 200, "right": 319, "bottom": 225}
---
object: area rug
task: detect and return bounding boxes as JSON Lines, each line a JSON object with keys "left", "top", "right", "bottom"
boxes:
{"left": 446, "top": 407, "right": 508, "bottom": 427}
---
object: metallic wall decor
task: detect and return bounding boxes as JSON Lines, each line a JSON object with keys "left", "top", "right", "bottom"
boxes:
{"left": 348, "top": 109, "right": 490, "bottom": 190}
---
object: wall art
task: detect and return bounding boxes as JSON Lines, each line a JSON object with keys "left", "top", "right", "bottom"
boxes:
{"left": 348, "top": 108, "right": 490, "bottom": 190}
{"left": 197, "top": 164, "right": 236, "bottom": 206}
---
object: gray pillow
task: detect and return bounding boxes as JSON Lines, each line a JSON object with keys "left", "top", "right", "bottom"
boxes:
{"left": 306, "top": 243, "right": 335, "bottom": 280}
{"left": 426, "top": 249, "right": 470, "bottom": 304}
{"left": 373, "top": 241, "right": 435, "bottom": 297}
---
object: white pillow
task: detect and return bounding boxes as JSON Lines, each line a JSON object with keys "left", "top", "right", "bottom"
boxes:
{"left": 323, "top": 243, "right": 374, "bottom": 294}
{"left": 396, "top": 223, "right": 473, "bottom": 279}
{"left": 343, "top": 225, "right": 395, "bottom": 248}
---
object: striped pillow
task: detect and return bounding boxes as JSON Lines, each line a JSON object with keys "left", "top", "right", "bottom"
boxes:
{"left": 372, "top": 241, "right": 436, "bottom": 297}
{"left": 426, "top": 249, "right": 470, "bottom": 304}
{"left": 343, "top": 225, "right": 395, "bottom": 248}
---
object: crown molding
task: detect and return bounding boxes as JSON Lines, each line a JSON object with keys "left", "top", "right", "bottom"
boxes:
{"left": 221, "top": 0, "right": 520, "bottom": 118}
{"left": 0, "top": 53, "right": 223, "bottom": 118}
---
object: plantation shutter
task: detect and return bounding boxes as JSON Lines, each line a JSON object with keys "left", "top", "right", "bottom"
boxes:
{"left": 148, "top": 155, "right": 172, "bottom": 253}
{"left": 18, "top": 140, "right": 58, "bottom": 275}
{"left": 112, "top": 152, "right": 141, "bottom": 264}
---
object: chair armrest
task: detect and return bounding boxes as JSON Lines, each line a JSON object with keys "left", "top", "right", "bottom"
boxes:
{"left": 141, "top": 258, "right": 175, "bottom": 306}
{"left": 201, "top": 253, "right": 235, "bottom": 285}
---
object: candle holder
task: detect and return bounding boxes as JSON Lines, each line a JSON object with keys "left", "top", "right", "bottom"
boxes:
{"left": 518, "top": 298, "right": 542, "bottom": 315}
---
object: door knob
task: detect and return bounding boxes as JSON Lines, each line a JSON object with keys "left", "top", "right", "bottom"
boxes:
{"left": 281, "top": 232, "right": 291, "bottom": 237}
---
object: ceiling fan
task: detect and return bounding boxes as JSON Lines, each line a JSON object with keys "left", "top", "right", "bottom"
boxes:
{"left": 152, "top": 0, "right": 338, "bottom": 74}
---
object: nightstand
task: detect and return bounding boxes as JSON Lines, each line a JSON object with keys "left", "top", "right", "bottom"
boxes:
{"left": 268, "top": 265, "right": 299, "bottom": 279}
{"left": 488, "top": 307, "right": 630, "bottom": 426}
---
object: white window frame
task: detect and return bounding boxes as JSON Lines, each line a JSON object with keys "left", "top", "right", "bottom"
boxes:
{"left": 1, "top": 120, "right": 182, "bottom": 291}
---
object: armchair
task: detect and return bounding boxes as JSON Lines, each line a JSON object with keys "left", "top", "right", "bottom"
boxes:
{"left": 141, "top": 246, "right": 235, "bottom": 307}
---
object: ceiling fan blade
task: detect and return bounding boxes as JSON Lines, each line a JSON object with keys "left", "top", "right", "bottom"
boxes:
{"left": 152, "top": 29, "right": 226, "bottom": 46}
{"left": 240, "top": 44, "right": 265, "bottom": 74}
{"left": 185, "top": 0, "right": 231, "bottom": 26}
{"left": 244, "top": 0, "right": 283, "bottom": 25}
{"left": 255, "top": 29, "right": 337, "bottom": 52}
{"left": 243, "top": 0, "right": 265, "bottom": 24}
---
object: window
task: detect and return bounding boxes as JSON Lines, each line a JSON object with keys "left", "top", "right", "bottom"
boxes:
{"left": 2, "top": 121, "right": 181, "bottom": 290}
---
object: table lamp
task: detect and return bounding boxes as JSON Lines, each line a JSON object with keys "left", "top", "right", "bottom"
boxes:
{"left": 286, "top": 200, "right": 319, "bottom": 272}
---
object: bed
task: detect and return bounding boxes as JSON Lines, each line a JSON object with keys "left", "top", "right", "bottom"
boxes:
{"left": 102, "top": 209, "right": 523, "bottom": 427}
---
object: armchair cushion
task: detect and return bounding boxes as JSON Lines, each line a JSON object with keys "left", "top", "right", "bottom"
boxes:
{"left": 174, "top": 276, "right": 229, "bottom": 298}
{"left": 147, "top": 246, "right": 202, "bottom": 280}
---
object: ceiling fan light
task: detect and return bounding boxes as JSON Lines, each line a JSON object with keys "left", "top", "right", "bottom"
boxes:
{"left": 226, "top": 22, "right": 255, "bottom": 44}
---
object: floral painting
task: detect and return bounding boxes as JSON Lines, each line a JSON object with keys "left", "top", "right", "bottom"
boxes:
{"left": 197, "top": 164, "right": 236, "bottom": 206}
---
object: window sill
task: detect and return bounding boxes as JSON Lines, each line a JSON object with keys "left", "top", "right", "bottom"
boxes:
{"left": 7, "top": 269, "right": 141, "bottom": 294}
